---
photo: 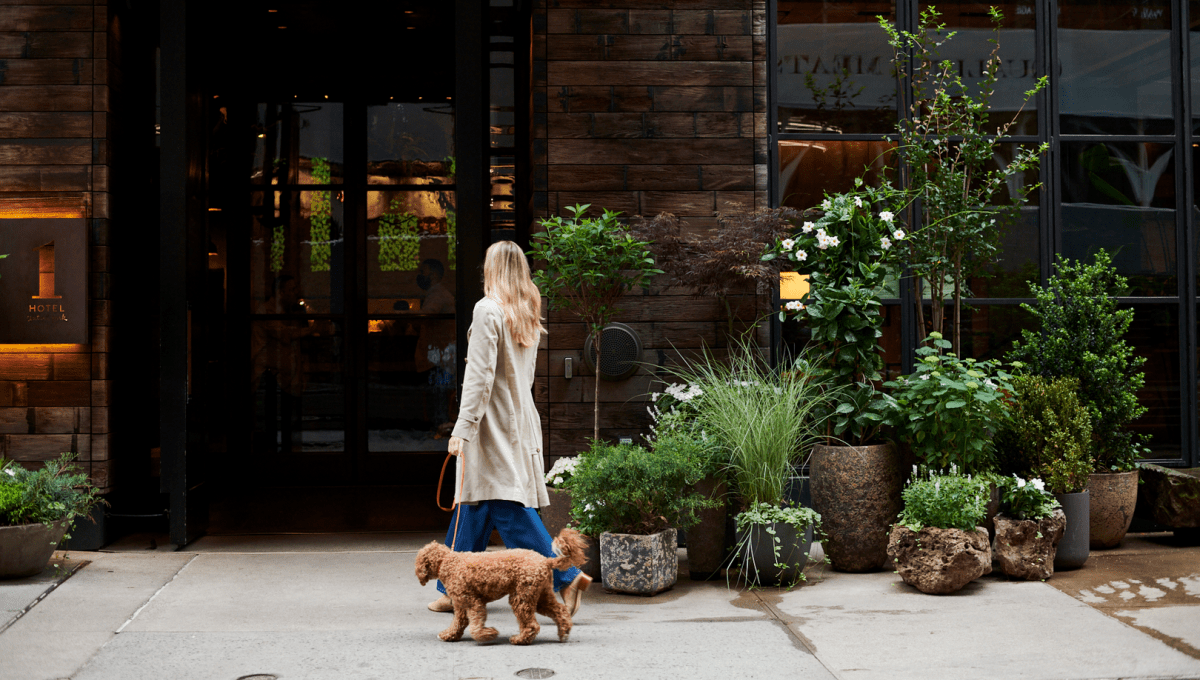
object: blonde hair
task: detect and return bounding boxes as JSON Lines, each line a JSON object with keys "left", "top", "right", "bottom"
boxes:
{"left": 483, "top": 241, "right": 545, "bottom": 347}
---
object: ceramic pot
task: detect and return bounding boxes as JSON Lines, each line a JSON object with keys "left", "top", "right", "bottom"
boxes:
{"left": 687, "top": 475, "right": 727, "bottom": 581}
{"left": 810, "top": 442, "right": 903, "bottom": 572}
{"left": 1088, "top": 470, "right": 1139, "bottom": 549}
{"left": 736, "top": 520, "right": 813, "bottom": 586}
{"left": 1053, "top": 490, "right": 1090, "bottom": 570}
{"left": 599, "top": 528, "right": 677, "bottom": 596}
{"left": 0, "top": 520, "right": 67, "bottom": 579}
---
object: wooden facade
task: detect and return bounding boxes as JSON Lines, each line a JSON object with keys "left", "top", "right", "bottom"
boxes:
{"left": 0, "top": 0, "right": 120, "bottom": 492}
{"left": 531, "top": 0, "right": 771, "bottom": 461}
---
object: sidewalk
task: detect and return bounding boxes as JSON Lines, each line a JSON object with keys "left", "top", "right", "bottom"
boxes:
{"left": 1, "top": 532, "right": 1198, "bottom": 680}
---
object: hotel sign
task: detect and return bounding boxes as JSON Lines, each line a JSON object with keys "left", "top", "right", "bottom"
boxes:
{"left": 0, "top": 219, "right": 88, "bottom": 343}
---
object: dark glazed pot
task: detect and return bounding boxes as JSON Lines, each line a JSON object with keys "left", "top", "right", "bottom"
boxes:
{"left": 687, "top": 475, "right": 727, "bottom": 581}
{"left": 1053, "top": 490, "right": 1090, "bottom": 570}
{"left": 1088, "top": 470, "right": 1139, "bottom": 549}
{"left": 736, "top": 520, "right": 813, "bottom": 586}
{"left": 810, "top": 442, "right": 903, "bottom": 572}
{"left": 0, "top": 521, "right": 67, "bottom": 579}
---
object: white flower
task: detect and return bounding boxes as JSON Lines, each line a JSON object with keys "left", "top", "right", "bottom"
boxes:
{"left": 984, "top": 378, "right": 997, "bottom": 389}
{"left": 2, "top": 468, "right": 13, "bottom": 477}
{"left": 1016, "top": 477, "right": 1027, "bottom": 488}
{"left": 854, "top": 197, "right": 863, "bottom": 208}
{"left": 879, "top": 211, "right": 894, "bottom": 223}
{"left": 784, "top": 300, "right": 806, "bottom": 312}
{"left": 802, "top": 222, "right": 815, "bottom": 233}
{"left": 650, "top": 392, "right": 661, "bottom": 402}
{"left": 795, "top": 250, "right": 808, "bottom": 261}
{"left": 553, "top": 476, "right": 563, "bottom": 486}
{"left": 919, "top": 374, "right": 929, "bottom": 381}
{"left": 893, "top": 229, "right": 906, "bottom": 240}
{"left": 820, "top": 199, "right": 832, "bottom": 210}
{"left": 1031, "top": 478, "right": 1045, "bottom": 492}
{"left": 880, "top": 236, "right": 892, "bottom": 250}
{"left": 781, "top": 238, "right": 795, "bottom": 251}
{"left": 815, "top": 228, "right": 827, "bottom": 239}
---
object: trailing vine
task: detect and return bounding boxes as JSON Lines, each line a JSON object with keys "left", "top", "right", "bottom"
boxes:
{"left": 309, "top": 157, "right": 332, "bottom": 272}
{"left": 378, "top": 196, "right": 420, "bottom": 271}
{"left": 270, "top": 224, "right": 285, "bottom": 272}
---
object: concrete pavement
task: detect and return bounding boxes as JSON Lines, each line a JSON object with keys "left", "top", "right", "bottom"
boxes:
{"left": 0, "top": 532, "right": 1198, "bottom": 680}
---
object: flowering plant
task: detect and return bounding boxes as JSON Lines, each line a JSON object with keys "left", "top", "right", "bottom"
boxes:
{"left": 881, "top": 333, "right": 1014, "bottom": 474}
{"left": 897, "top": 466, "right": 991, "bottom": 532}
{"left": 544, "top": 455, "right": 582, "bottom": 489}
{"left": 997, "top": 474, "right": 1060, "bottom": 521}
{"left": 646, "top": 381, "right": 705, "bottom": 438}
{"left": 762, "top": 180, "right": 909, "bottom": 445}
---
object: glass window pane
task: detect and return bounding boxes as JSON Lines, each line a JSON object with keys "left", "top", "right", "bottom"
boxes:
{"left": 1060, "top": 141, "right": 1177, "bottom": 296}
{"left": 367, "top": 318, "right": 458, "bottom": 453}
{"left": 1125, "top": 304, "right": 1181, "bottom": 461}
{"left": 367, "top": 102, "right": 456, "bottom": 185}
{"left": 252, "top": 103, "right": 344, "bottom": 185}
{"left": 251, "top": 319, "right": 346, "bottom": 456}
{"left": 1058, "top": 0, "right": 1173, "bottom": 135}
{"left": 918, "top": 1, "right": 1038, "bottom": 134}
{"left": 778, "top": 140, "right": 896, "bottom": 209}
{"left": 366, "top": 190, "right": 457, "bottom": 307}
{"left": 1192, "top": 2, "right": 1200, "bottom": 134}
{"left": 776, "top": 1, "right": 897, "bottom": 134}
{"left": 954, "top": 304, "right": 1037, "bottom": 361}
{"left": 250, "top": 191, "right": 345, "bottom": 313}
{"left": 970, "top": 143, "right": 1042, "bottom": 298}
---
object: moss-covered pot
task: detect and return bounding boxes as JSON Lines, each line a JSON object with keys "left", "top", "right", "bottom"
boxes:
{"left": 686, "top": 476, "right": 727, "bottom": 581}
{"left": 1088, "top": 470, "right": 1139, "bottom": 549}
{"left": 599, "top": 528, "right": 677, "bottom": 596}
{"left": 810, "top": 442, "right": 903, "bottom": 572}
{"left": 0, "top": 521, "right": 67, "bottom": 579}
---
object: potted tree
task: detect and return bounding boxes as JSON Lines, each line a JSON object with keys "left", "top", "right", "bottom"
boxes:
{"left": 666, "top": 340, "right": 834, "bottom": 587}
{"left": 887, "top": 467, "right": 993, "bottom": 595}
{"left": 528, "top": 204, "right": 662, "bottom": 442}
{"left": 995, "top": 375, "right": 1093, "bottom": 570}
{"left": 1, "top": 453, "right": 105, "bottom": 578}
{"left": 763, "top": 181, "right": 909, "bottom": 573}
{"left": 567, "top": 439, "right": 714, "bottom": 596}
{"left": 992, "top": 475, "right": 1066, "bottom": 581}
{"left": 1008, "top": 251, "right": 1149, "bottom": 549}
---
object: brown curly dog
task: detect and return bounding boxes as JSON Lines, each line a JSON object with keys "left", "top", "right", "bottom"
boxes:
{"left": 415, "top": 528, "right": 589, "bottom": 645}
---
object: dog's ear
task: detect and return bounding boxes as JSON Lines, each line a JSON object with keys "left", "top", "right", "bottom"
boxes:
{"left": 415, "top": 542, "right": 443, "bottom": 586}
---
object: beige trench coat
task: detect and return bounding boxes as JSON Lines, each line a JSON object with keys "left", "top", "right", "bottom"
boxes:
{"left": 450, "top": 297, "right": 548, "bottom": 508}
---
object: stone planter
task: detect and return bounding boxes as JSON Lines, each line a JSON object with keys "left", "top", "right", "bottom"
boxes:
{"left": 1088, "top": 470, "right": 1139, "bottom": 549}
{"left": 599, "top": 528, "right": 678, "bottom": 596}
{"left": 0, "top": 521, "right": 67, "bottom": 579}
{"left": 1054, "top": 490, "right": 1090, "bottom": 571}
{"left": 993, "top": 510, "right": 1066, "bottom": 580}
{"left": 810, "top": 442, "right": 903, "bottom": 572}
{"left": 736, "top": 520, "right": 813, "bottom": 586}
{"left": 540, "top": 487, "right": 573, "bottom": 538}
{"left": 580, "top": 534, "right": 601, "bottom": 582}
{"left": 887, "top": 524, "right": 991, "bottom": 594}
{"left": 1138, "top": 464, "right": 1200, "bottom": 537}
{"left": 687, "top": 476, "right": 727, "bottom": 581}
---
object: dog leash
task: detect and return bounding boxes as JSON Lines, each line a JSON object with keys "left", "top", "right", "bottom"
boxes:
{"left": 436, "top": 448, "right": 465, "bottom": 550}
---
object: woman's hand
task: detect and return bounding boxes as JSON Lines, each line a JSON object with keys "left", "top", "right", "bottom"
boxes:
{"left": 448, "top": 436, "right": 465, "bottom": 457}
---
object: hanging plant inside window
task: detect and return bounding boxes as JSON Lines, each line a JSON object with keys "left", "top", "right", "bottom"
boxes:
{"left": 378, "top": 196, "right": 420, "bottom": 271}
{"left": 309, "top": 157, "right": 333, "bottom": 272}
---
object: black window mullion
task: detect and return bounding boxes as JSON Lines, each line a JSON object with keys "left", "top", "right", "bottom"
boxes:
{"left": 344, "top": 99, "right": 367, "bottom": 482}
{"left": 1180, "top": 0, "right": 1198, "bottom": 467}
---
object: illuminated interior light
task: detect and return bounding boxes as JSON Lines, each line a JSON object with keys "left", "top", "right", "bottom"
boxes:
{"left": 268, "top": 8, "right": 278, "bottom": 11}
{"left": 779, "top": 272, "right": 809, "bottom": 300}
{"left": 207, "top": 208, "right": 222, "bottom": 212}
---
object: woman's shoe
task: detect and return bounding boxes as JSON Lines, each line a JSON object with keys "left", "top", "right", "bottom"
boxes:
{"left": 560, "top": 573, "right": 592, "bottom": 616}
{"left": 427, "top": 595, "right": 453, "bottom": 612}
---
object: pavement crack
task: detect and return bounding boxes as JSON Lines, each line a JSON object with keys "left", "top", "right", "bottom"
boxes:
{"left": 115, "top": 554, "right": 197, "bottom": 634}
{"left": 749, "top": 590, "right": 850, "bottom": 680}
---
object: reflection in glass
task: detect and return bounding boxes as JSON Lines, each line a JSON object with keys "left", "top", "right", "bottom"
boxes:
{"left": 1060, "top": 142, "right": 1176, "bottom": 296}
{"left": 250, "top": 191, "right": 345, "bottom": 313}
{"left": 251, "top": 103, "right": 344, "bottom": 184}
{"left": 1192, "top": 2, "right": 1200, "bottom": 134}
{"left": 776, "top": 1, "right": 897, "bottom": 134}
{"left": 1058, "top": 0, "right": 1173, "bottom": 135}
{"left": 918, "top": 1, "right": 1038, "bottom": 133}
{"left": 367, "top": 102, "right": 455, "bottom": 185}
{"left": 250, "top": 318, "right": 345, "bottom": 455}
{"left": 1123, "top": 304, "right": 1181, "bottom": 460}
{"left": 970, "top": 144, "right": 1041, "bottom": 298}
{"left": 952, "top": 304, "right": 1036, "bottom": 361}
{"left": 367, "top": 317, "right": 458, "bottom": 453}
{"left": 366, "top": 190, "right": 456, "bottom": 282}
{"left": 778, "top": 140, "right": 895, "bottom": 209}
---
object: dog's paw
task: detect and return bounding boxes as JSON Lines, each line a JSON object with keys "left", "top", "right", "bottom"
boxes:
{"left": 509, "top": 633, "right": 536, "bottom": 645}
{"left": 558, "top": 631, "right": 570, "bottom": 643}
{"left": 472, "top": 627, "right": 499, "bottom": 642}
{"left": 438, "top": 628, "right": 463, "bottom": 642}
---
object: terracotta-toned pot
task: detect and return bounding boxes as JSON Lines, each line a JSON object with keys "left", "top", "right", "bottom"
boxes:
{"left": 810, "top": 442, "right": 903, "bottom": 572}
{"left": 1088, "top": 470, "right": 1139, "bottom": 549}
{"left": 541, "top": 487, "right": 573, "bottom": 538}
{"left": 686, "top": 475, "right": 727, "bottom": 580}
{"left": 0, "top": 521, "right": 67, "bottom": 579}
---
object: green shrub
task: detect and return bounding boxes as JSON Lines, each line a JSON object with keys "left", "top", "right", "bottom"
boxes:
{"left": 995, "top": 375, "right": 1093, "bottom": 494}
{"left": 0, "top": 453, "right": 104, "bottom": 528}
{"left": 897, "top": 468, "right": 990, "bottom": 531}
{"left": 568, "top": 437, "right": 716, "bottom": 536}
{"left": 997, "top": 474, "right": 1060, "bottom": 521}
{"left": 1008, "top": 251, "right": 1149, "bottom": 471}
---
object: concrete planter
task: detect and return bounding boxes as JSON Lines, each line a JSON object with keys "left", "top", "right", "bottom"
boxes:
{"left": 736, "top": 520, "right": 813, "bottom": 586}
{"left": 1088, "top": 470, "right": 1139, "bottom": 549}
{"left": 887, "top": 524, "right": 991, "bottom": 594}
{"left": 1053, "top": 490, "right": 1090, "bottom": 570}
{"left": 993, "top": 510, "right": 1066, "bottom": 580}
{"left": 686, "top": 476, "right": 727, "bottom": 581}
{"left": 599, "top": 528, "right": 677, "bottom": 596}
{"left": 810, "top": 442, "right": 903, "bottom": 572}
{"left": 0, "top": 520, "right": 67, "bottom": 579}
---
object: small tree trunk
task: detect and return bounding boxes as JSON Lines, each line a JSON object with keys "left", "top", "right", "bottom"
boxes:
{"left": 592, "top": 328, "right": 601, "bottom": 442}
{"left": 914, "top": 276, "right": 927, "bottom": 344}
{"left": 952, "top": 254, "right": 963, "bottom": 358}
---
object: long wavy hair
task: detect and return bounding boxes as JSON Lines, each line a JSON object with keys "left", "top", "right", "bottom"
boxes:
{"left": 483, "top": 241, "right": 545, "bottom": 347}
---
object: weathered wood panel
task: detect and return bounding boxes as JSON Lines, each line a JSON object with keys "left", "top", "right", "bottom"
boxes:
{"left": 0, "top": 139, "right": 90, "bottom": 164}
{"left": 0, "top": 164, "right": 88, "bottom": 190}
{"left": 3, "top": 433, "right": 88, "bottom": 462}
{"left": 0, "top": 6, "right": 92, "bottom": 32}
{"left": 34, "top": 406, "right": 87, "bottom": 433}
{"left": 549, "top": 402, "right": 652, "bottom": 429}
{"left": 0, "top": 408, "right": 27, "bottom": 434}
{"left": 549, "top": 428, "right": 648, "bottom": 452}
{"left": 547, "top": 61, "right": 750, "bottom": 86}
{"left": 545, "top": 348, "right": 733, "bottom": 377}
{"left": 547, "top": 375, "right": 657, "bottom": 403}
{"left": 0, "top": 85, "right": 91, "bottom": 111}
{"left": 90, "top": 406, "right": 107, "bottom": 434}
{"left": 548, "top": 321, "right": 757, "bottom": 350}
{"left": 546, "top": 35, "right": 753, "bottom": 61}
{"left": 0, "top": 381, "right": 27, "bottom": 407}
{"left": 699, "top": 164, "right": 755, "bottom": 190}
{"left": 90, "top": 379, "right": 110, "bottom": 406}
{"left": 0, "top": 111, "right": 91, "bottom": 137}
{"left": 26, "top": 380, "right": 90, "bottom": 406}
{"left": 545, "top": 164, "right": 628, "bottom": 190}
{"left": 640, "top": 190, "right": 715, "bottom": 214}
{"left": 0, "top": 31, "right": 92, "bottom": 59}
{"left": 547, "top": 9, "right": 753, "bottom": 35}
{"left": 0, "top": 58, "right": 91, "bottom": 85}
{"left": 91, "top": 432, "right": 108, "bottom": 460}
{"left": 714, "top": 190, "right": 754, "bottom": 213}
{"left": 625, "top": 164, "right": 703, "bottom": 190}
{"left": 554, "top": 191, "right": 638, "bottom": 214}
{"left": 51, "top": 353, "right": 90, "bottom": 380}
{"left": 548, "top": 138, "right": 752, "bottom": 164}
{"left": 547, "top": 0, "right": 753, "bottom": 10}
{"left": 0, "top": 192, "right": 86, "bottom": 217}
{"left": 0, "top": 355, "right": 53, "bottom": 380}
{"left": 547, "top": 294, "right": 756, "bottom": 323}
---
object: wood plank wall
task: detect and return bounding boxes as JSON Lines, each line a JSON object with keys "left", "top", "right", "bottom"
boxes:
{"left": 532, "top": 0, "right": 770, "bottom": 462}
{"left": 0, "top": 0, "right": 118, "bottom": 492}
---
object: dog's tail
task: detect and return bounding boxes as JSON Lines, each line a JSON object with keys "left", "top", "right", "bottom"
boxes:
{"left": 548, "top": 528, "right": 589, "bottom": 571}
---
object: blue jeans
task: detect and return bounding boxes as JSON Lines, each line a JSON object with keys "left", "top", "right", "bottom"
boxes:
{"left": 436, "top": 499, "right": 581, "bottom": 594}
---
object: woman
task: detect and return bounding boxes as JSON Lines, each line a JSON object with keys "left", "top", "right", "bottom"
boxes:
{"left": 428, "top": 241, "right": 591, "bottom": 615}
